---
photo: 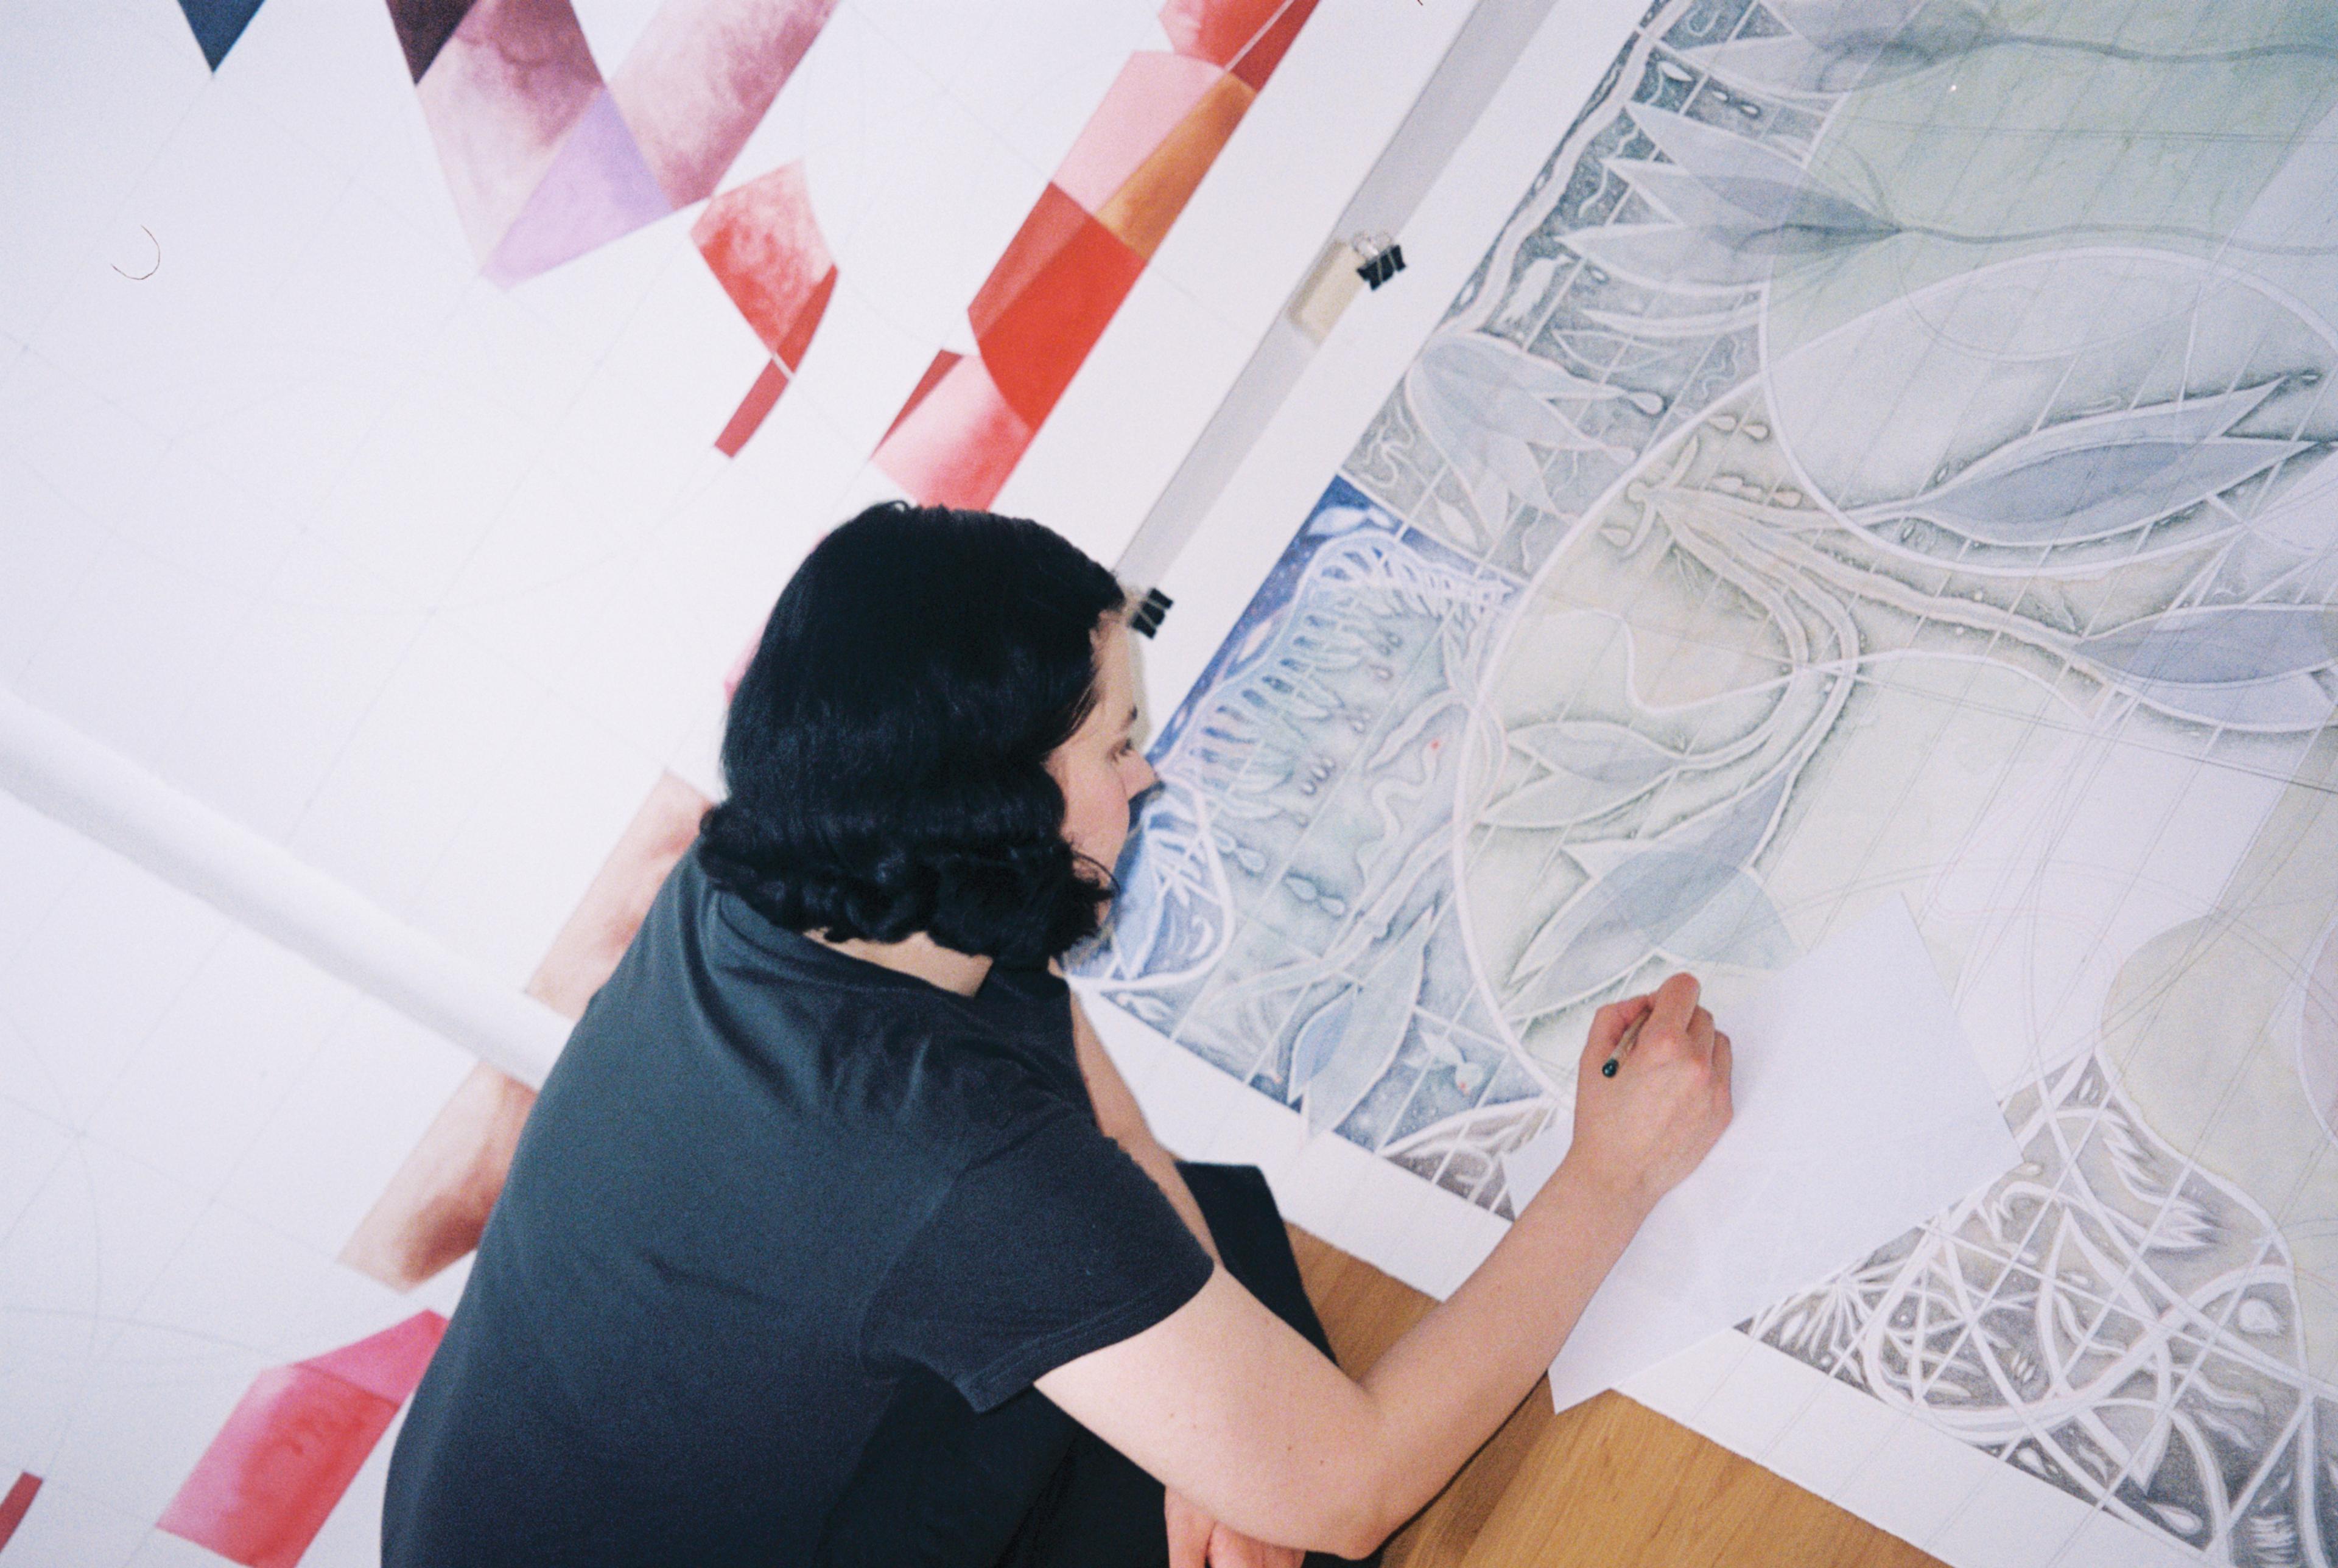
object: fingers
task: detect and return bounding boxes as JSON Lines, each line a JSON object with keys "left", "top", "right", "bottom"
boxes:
{"left": 1165, "top": 1493, "right": 1212, "bottom": 1568}
{"left": 1579, "top": 992, "right": 1655, "bottom": 1068}
{"left": 1711, "top": 1029, "right": 1734, "bottom": 1088}
{"left": 1646, "top": 970, "right": 1702, "bottom": 1032}
{"left": 1206, "top": 1525, "right": 1277, "bottom": 1568}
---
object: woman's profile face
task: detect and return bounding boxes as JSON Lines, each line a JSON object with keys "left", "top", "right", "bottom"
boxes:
{"left": 1048, "top": 623, "right": 1156, "bottom": 877}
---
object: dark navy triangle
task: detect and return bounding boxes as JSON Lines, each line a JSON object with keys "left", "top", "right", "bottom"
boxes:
{"left": 176, "top": 0, "right": 266, "bottom": 69}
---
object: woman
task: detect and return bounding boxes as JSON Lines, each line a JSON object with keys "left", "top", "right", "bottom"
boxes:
{"left": 384, "top": 503, "right": 1732, "bottom": 1566}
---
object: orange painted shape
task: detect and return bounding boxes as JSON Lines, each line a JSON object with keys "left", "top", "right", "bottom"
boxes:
{"left": 969, "top": 184, "right": 1146, "bottom": 427}
{"left": 1158, "top": 0, "right": 1287, "bottom": 66}
{"left": 1052, "top": 52, "right": 1221, "bottom": 213}
{"left": 693, "top": 161, "right": 837, "bottom": 365}
{"left": 871, "top": 353, "right": 1034, "bottom": 510}
{"left": 1231, "top": 0, "right": 1318, "bottom": 88}
{"left": 1094, "top": 71, "right": 1255, "bottom": 261}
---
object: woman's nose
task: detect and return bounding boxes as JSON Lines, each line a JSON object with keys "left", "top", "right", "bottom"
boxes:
{"left": 1124, "top": 752, "right": 1159, "bottom": 798}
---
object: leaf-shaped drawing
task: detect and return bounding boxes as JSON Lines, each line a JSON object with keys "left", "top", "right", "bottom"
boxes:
{"left": 2076, "top": 603, "right": 2338, "bottom": 730}
{"left": 1580, "top": 296, "right": 1764, "bottom": 340}
{"left": 1511, "top": 719, "right": 1683, "bottom": 783}
{"left": 1483, "top": 720, "right": 1683, "bottom": 828}
{"left": 1419, "top": 334, "right": 1663, "bottom": 416}
{"left": 1661, "top": 866, "right": 1797, "bottom": 970}
{"left": 1607, "top": 107, "right": 1897, "bottom": 266}
{"left": 1852, "top": 387, "right": 2309, "bottom": 546}
{"left": 1613, "top": 159, "right": 1897, "bottom": 259}
{"left": 1298, "top": 911, "right": 1434, "bottom": 1138}
{"left": 1570, "top": 223, "right": 1785, "bottom": 292}
{"left": 1688, "top": 0, "right": 1988, "bottom": 95}
{"left": 1505, "top": 777, "right": 1789, "bottom": 1021}
{"left": 2242, "top": 449, "right": 2338, "bottom": 553}
{"left": 1287, "top": 990, "right": 1355, "bottom": 1104}
{"left": 1403, "top": 334, "right": 1645, "bottom": 536}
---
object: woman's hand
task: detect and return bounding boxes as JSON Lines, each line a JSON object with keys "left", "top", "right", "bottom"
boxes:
{"left": 1561, "top": 972, "right": 1733, "bottom": 1216}
{"left": 1166, "top": 1487, "right": 1304, "bottom": 1568}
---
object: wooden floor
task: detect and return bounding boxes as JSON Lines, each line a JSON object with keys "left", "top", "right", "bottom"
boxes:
{"left": 1287, "top": 1228, "right": 1946, "bottom": 1567}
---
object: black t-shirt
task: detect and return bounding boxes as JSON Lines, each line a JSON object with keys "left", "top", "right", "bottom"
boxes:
{"left": 382, "top": 849, "right": 1213, "bottom": 1566}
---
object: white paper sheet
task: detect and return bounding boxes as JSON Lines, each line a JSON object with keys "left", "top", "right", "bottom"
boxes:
{"left": 1502, "top": 898, "right": 2020, "bottom": 1411}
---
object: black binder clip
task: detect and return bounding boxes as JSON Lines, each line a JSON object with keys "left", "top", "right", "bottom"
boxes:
{"left": 1354, "top": 234, "right": 1405, "bottom": 290}
{"left": 1129, "top": 586, "right": 1173, "bottom": 639}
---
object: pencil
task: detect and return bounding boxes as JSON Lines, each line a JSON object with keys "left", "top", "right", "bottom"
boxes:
{"left": 1599, "top": 1013, "right": 1648, "bottom": 1079}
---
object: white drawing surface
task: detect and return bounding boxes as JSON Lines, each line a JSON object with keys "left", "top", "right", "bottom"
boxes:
{"left": 1084, "top": 0, "right": 2338, "bottom": 1561}
{"left": 1503, "top": 898, "right": 2021, "bottom": 1412}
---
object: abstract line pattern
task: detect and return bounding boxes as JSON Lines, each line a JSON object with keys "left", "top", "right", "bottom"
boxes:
{"left": 1752, "top": 1057, "right": 2325, "bottom": 1559}
{"left": 1088, "top": 1, "right": 2338, "bottom": 1560}
{"left": 872, "top": 0, "right": 1322, "bottom": 508}
{"left": 156, "top": 1312, "right": 446, "bottom": 1568}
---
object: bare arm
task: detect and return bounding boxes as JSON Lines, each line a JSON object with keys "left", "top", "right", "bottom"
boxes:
{"left": 1037, "top": 976, "right": 1732, "bottom": 1558}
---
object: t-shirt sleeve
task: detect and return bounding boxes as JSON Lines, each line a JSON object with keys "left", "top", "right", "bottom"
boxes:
{"left": 861, "top": 1105, "right": 1215, "bottom": 1412}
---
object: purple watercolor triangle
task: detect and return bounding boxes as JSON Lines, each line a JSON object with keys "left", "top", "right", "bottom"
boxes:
{"left": 486, "top": 88, "right": 674, "bottom": 287}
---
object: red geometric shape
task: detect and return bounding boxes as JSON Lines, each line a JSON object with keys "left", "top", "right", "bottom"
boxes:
{"left": 611, "top": 0, "right": 843, "bottom": 208}
{"left": 967, "top": 183, "right": 1146, "bottom": 428}
{"left": 484, "top": 86, "right": 675, "bottom": 287}
{"left": 872, "top": 352, "right": 1035, "bottom": 510}
{"left": 692, "top": 161, "right": 837, "bottom": 368}
{"left": 883, "top": 349, "right": 961, "bottom": 444}
{"left": 385, "top": 0, "right": 475, "bottom": 81}
{"left": 156, "top": 1314, "right": 448, "bottom": 1568}
{"left": 715, "top": 360, "right": 790, "bottom": 457}
{"left": 0, "top": 1474, "right": 40, "bottom": 1553}
{"left": 299, "top": 1310, "right": 447, "bottom": 1404}
{"left": 1157, "top": 0, "right": 1289, "bottom": 67}
{"left": 412, "top": 0, "right": 605, "bottom": 262}
{"left": 1230, "top": 0, "right": 1318, "bottom": 89}
{"left": 1051, "top": 52, "right": 1220, "bottom": 214}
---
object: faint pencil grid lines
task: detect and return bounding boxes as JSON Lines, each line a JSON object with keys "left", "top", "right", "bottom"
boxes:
{"left": 1091, "top": 0, "right": 2338, "bottom": 1561}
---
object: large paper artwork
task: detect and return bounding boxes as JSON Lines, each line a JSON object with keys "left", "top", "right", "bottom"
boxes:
{"left": 1087, "top": 1, "right": 2338, "bottom": 1560}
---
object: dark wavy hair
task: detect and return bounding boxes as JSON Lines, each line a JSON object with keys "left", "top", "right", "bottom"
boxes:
{"left": 698, "top": 503, "right": 1128, "bottom": 967}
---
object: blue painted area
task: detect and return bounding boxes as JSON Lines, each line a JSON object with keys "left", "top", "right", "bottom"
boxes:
{"left": 177, "top": 0, "right": 265, "bottom": 68}
{"left": 1147, "top": 477, "right": 1392, "bottom": 760}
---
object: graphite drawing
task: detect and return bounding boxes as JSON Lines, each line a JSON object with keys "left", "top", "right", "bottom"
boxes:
{"left": 1086, "top": 1, "right": 2338, "bottom": 1559}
